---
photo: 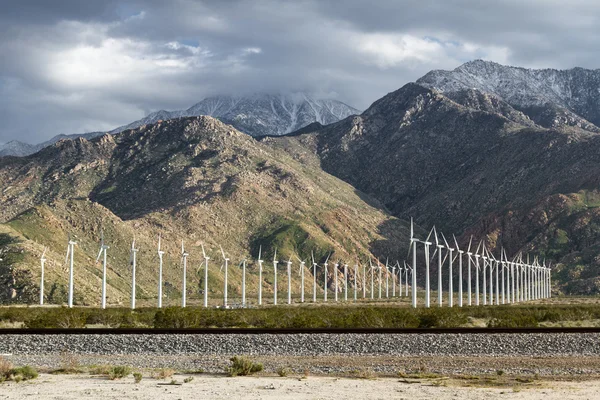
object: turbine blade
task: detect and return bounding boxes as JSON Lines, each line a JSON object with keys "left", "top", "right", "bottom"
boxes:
{"left": 201, "top": 243, "right": 207, "bottom": 258}
{"left": 258, "top": 245, "right": 262, "bottom": 261}
{"left": 441, "top": 232, "right": 450, "bottom": 249}
{"left": 453, "top": 234, "right": 460, "bottom": 252}
{"left": 410, "top": 217, "right": 414, "bottom": 239}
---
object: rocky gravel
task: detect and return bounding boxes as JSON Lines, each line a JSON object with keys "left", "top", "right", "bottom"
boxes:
{"left": 1, "top": 333, "right": 598, "bottom": 357}
{"left": 2, "top": 333, "right": 599, "bottom": 376}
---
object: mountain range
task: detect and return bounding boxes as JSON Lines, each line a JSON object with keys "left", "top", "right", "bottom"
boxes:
{"left": 1, "top": 60, "right": 600, "bottom": 304}
{"left": 0, "top": 93, "right": 359, "bottom": 157}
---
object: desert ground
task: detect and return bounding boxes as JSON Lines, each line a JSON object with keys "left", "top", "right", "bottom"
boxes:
{"left": 2, "top": 373, "right": 600, "bottom": 400}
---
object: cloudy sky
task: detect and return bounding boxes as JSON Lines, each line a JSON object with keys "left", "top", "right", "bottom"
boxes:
{"left": 1, "top": 0, "right": 599, "bottom": 144}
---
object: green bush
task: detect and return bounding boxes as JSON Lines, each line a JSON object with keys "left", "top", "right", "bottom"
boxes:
{"left": 9, "top": 366, "right": 38, "bottom": 381}
{"left": 108, "top": 366, "right": 132, "bottom": 380}
{"left": 133, "top": 372, "right": 143, "bottom": 383}
{"left": 225, "top": 356, "right": 263, "bottom": 377}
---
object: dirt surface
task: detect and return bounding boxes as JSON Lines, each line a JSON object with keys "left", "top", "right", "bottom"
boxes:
{"left": 2, "top": 373, "right": 600, "bottom": 400}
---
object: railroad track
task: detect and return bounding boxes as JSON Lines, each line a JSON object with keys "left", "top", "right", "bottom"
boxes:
{"left": 1, "top": 327, "right": 599, "bottom": 334}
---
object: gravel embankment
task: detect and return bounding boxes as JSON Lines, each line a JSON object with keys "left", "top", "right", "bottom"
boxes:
{"left": 1, "top": 333, "right": 598, "bottom": 356}
{"left": 2, "top": 333, "right": 599, "bottom": 375}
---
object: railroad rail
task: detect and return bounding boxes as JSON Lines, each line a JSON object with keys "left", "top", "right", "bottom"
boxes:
{"left": 0, "top": 327, "right": 599, "bottom": 335}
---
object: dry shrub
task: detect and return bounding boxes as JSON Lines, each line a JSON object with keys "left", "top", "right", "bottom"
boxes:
{"left": 151, "top": 368, "right": 175, "bottom": 380}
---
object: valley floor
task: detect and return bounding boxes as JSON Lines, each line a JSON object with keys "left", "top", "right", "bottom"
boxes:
{"left": 2, "top": 373, "right": 600, "bottom": 400}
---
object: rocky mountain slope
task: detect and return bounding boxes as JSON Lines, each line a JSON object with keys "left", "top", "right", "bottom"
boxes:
{"left": 417, "top": 60, "right": 600, "bottom": 133}
{"left": 112, "top": 93, "right": 360, "bottom": 137}
{"left": 0, "top": 93, "right": 359, "bottom": 157}
{"left": 268, "top": 81, "right": 600, "bottom": 295}
{"left": 0, "top": 116, "right": 406, "bottom": 305}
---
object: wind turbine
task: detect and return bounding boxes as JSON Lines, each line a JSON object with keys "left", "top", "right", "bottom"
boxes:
{"left": 433, "top": 227, "right": 446, "bottom": 307}
{"left": 220, "top": 245, "right": 229, "bottom": 308}
{"left": 130, "top": 239, "right": 138, "bottom": 310}
{"left": 422, "top": 227, "right": 435, "bottom": 308}
{"left": 454, "top": 235, "right": 464, "bottom": 307}
{"left": 257, "top": 246, "right": 263, "bottom": 305}
{"left": 296, "top": 255, "right": 306, "bottom": 303}
{"left": 311, "top": 251, "right": 317, "bottom": 303}
{"left": 362, "top": 261, "right": 367, "bottom": 299}
{"left": 368, "top": 258, "right": 375, "bottom": 300}
{"left": 96, "top": 230, "right": 110, "bottom": 309}
{"left": 201, "top": 243, "right": 210, "bottom": 308}
{"left": 353, "top": 261, "right": 358, "bottom": 302}
{"left": 384, "top": 258, "right": 389, "bottom": 299}
{"left": 344, "top": 262, "right": 348, "bottom": 302}
{"left": 442, "top": 233, "right": 455, "bottom": 307}
{"left": 181, "top": 240, "right": 189, "bottom": 308}
{"left": 501, "top": 249, "right": 506, "bottom": 304}
{"left": 157, "top": 235, "right": 164, "bottom": 308}
{"left": 66, "top": 235, "right": 77, "bottom": 308}
{"left": 334, "top": 260, "right": 339, "bottom": 302}
{"left": 466, "top": 237, "right": 473, "bottom": 306}
{"left": 377, "top": 259, "right": 382, "bottom": 300}
{"left": 481, "top": 243, "right": 487, "bottom": 305}
{"left": 273, "top": 248, "right": 279, "bottom": 305}
{"left": 408, "top": 218, "right": 419, "bottom": 308}
{"left": 391, "top": 262, "right": 396, "bottom": 297}
{"left": 323, "top": 253, "right": 330, "bottom": 302}
{"left": 40, "top": 247, "right": 47, "bottom": 306}
{"left": 286, "top": 256, "right": 293, "bottom": 305}
{"left": 241, "top": 258, "right": 247, "bottom": 307}
{"left": 397, "top": 261, "right": 402, "bottom": 297}
{"left": 474, "top": 241, "right": 481, "bottom": 306}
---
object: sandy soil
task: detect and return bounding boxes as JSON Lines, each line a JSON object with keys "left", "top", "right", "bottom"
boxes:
{"left": 1, "top": 374, "right": 600, "bottom": 400}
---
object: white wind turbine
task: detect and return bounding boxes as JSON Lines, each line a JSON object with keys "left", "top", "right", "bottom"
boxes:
{"left": 273, "top": 248, "right": 279, "bottom": 305}
{"left": 157, "top": 235, "right": 165, "bottom": 308}
{"left": 453, "top": 235, "right": 464, "bottom": 307}
{"left": 407, "top": 218, "right": 419, "bottom": 308}
{"left": 377, "top": 259, "right": 382, "bottom": 300}
{"left": 296, "top": 255, "right": 306, "bottom": 303}
{"left": 66, "top": 234, "right": 77, "bottom": 308}
{"left": 465, "top": 237, "right": 473, "bottom": 306}
{"left": 257, "top": 246, "right": 263, "bottom": 306}
{"left": 362, "top": 261, "right": 367, "bottom": 299}
{"left": 442, "top": 233, "right": 455, "bottom": 307}
{"left": 241, "top": 258, "right": 247, "bottom": 307}
{"left": 397, "top": 261, "right": 402, "bottom": 297}
{"left": 40, "top": 247, "right": 47, "bottom": 306}
{"left": 130, "top": 239, "right": 138, "bottom": 310}
{"left": 181, "top": 240, "right": 189, "bottom": 308}
{"left": 501, "top": 248, "right": 506, "bottom": 304}
{"left": 353, "top": 261, "right": 358, "bottom": 302}
{"left": 369, "top": 258, "right": 375, "bottom": 300}
{"left": 473, "top": 241, "right": 481, "bottom": 306}
{"left": 422, "top": 227, "right": 435, "bottom": 308}
{"left": 96, "top": 230, "right": 110, "bottom": 309}
{"left": 311, "top": 251, "right": 317, "bottom": 303}
{"left": 286, "top": 256, "right": 293, "bottom": 305}
{"left": 344, "top": 262, "right": 348, "bottom": 302}
{"left": 334, "top": 260, "right": 339, "bottom": 302}
{"left": 201, "top": 243, "right": 210, "bottom": 308}
{"left": 384, "top": 258, "right": 390, "bottom": 299}
{"left": 391, "top": 262, "right": 396, "bottom": 297}
{"left": 323, "top": 252, "right": 330, "bottom": 302}
{"left": 481, "top": 243, "right": 488, "bottom": 305}
{"left": 220, "top": 245, "right": 229, "bottom": 308}
{"left": 404, "top": 262, "right": 411, "bottom": 297}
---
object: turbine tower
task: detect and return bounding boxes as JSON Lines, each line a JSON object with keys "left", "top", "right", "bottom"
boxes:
{"left": 442, "top": 233, "right": 454, "bottom": 307}
{"left": 273, "top": 248, "right": 279, "bottom": 305}
{"left": 201, "top": 243, "right": 210, "bottom": 308}
{"left": 181, "top": 240, "right": 189, "bottom": 308}
{"left": 96, "top": 231, "right": 110, "bottom": 309}
{"left": 323, "top": 253, "right": 330, "bottom": 302}
{"left": 157, "top": 235, "right": 165, "bottom": 308}
{"left": 344, "top": 263, "right": 348, "bottom": 302}
{"left": 334, "top": 261, "right": 339, "bottom": 302}
{"left": 454, "top": 235, "right": 464, "bottom": 307}
{"left": 130, "top": 239, "right": 138, "bottom": 310}
{"left": 286, "top": 256, "right": 293, "bottom": 305}
{"left": 241, "top": 258, "right": 247, "bottom": 307}
{"left": 40, "top": 247, "right": 47, "bottom": 306}
{"left": 257, "top": 246, "right": 263, "bottom": 306}
{"left": 220, "top": 246, "right": 229, "bottom": 308}
{"left": 311, "top": 251, "right": 317, "bottom": 303}
{"left": 66, "top": 235, "right": 77, "bottom": 308}
{"left": 391, "top": 262, "right": 396, "bottom": 297}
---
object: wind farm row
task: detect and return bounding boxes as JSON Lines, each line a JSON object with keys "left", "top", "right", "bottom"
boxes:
{"left": 39, "top": 220, "right": 551, "bottom": 309}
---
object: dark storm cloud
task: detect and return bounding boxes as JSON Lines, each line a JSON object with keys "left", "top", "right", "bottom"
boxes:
{"left": 1, "top": 0, "right": 599, "bottom": 145}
